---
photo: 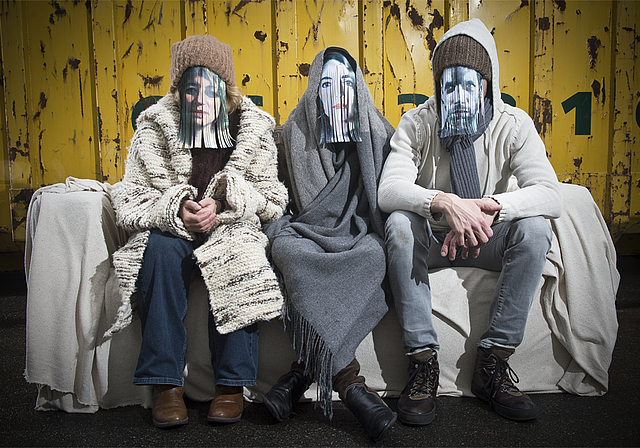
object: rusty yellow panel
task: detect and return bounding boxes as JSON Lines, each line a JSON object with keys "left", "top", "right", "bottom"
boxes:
{"left": 275, "top": 0, "right": 361, "bottom": 125}
{"left": 449, "top": 0, "right": 469, "bottom": 26}
{"left": 112, "top": 0, "right": 182, "bottom": 163}
{"left": 363, "top": 0, "right": 385, "bottom": 111}
{"left": 25, "top": 0, "right": 100, "bottom": 185}
{"left": 382, "top": 0, "right": 446, "bottom": 127}
{"left": 471, "top": 0, "right": 532, "bottom": 111}
{"left": 1, "top": 1, "right": 35, "bottom": 243}
{"left": 0, "top": 41, "right": 18, "bottom": 252}
{"left": 533, "top": 0, "right": 614, "bottom": 218}
{"left": 92, "top": 1, "right": 124, "bottom": 183}
{"left": 610, "top": 0, "right": 639, "bottom": 237}
{"left": 205, "top": 1, "right": 277, "bottom": 119}
{"left": 1, "top": 1, "right": 33, "bottom": 191}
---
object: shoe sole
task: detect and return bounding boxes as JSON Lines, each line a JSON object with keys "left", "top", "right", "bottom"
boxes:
{"left": 372, "top": 411, "right": 398, "bottom": 442}
{"left": 397, "top": 406, "right": 436, "bottom": 426}
{"left": 262, "top": 395, "right": 288, "bottom": 421}
{"left": 471, "top": 384, "right": 537, "bottom": 421}
{"left": 153, "top": 417, "right": 188, "bottom": 428}
{"left": 207, "top": 413, "right": 242, "bottom": 424}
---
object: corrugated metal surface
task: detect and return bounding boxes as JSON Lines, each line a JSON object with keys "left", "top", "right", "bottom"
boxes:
{"left": 1, "top": 0, "right": 639, "bottom": 258}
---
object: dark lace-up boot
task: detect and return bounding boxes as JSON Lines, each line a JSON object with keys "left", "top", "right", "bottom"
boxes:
{"left": 397, "top": 349, "right": 439, "bottom": 425}
{"left": 471, "top": 346, "right": 537, "bottom": 421}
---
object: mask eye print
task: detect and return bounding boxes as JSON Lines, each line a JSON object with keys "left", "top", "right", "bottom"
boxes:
{"left": 317, "top": 53, "right": 361, "bottom": 144}
{"left": 439, "top": 66, "right": 485, "bottom": 137}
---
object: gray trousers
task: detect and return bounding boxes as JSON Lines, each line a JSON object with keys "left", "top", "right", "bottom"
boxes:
{"left": 384, "top": 210, "right": 552, "bottom": 354}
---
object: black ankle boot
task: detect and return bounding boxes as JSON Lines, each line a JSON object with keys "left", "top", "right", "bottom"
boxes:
{"left": 343, "top": 383, "right": 397, "bottom": 442}
{"left": 262, "top": 369, "right": 310, "bottom": 421}
{"left": 471, "top": 346, "right": 537, "bottom": 421}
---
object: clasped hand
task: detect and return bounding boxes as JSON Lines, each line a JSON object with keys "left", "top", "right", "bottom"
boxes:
{"left": 179, "top": 198, "right": 222, "bottom": 233}
{"left": 431, "top": 193, "right": 502, "bottom": 261}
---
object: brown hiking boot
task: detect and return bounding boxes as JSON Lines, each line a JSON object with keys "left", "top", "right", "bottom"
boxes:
{"left": 471, "top": 346, "right": 537, "bottom": 421}
{"left": 397, "top": 349, "right": 439, "bottom": 425}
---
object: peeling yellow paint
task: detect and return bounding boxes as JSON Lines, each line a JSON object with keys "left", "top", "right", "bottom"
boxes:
{"left": 0, "top": 0, "right": 638, "bottom": 253}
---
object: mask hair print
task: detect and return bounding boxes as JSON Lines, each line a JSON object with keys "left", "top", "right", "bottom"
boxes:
{"left": 178, "top": 66, "right": 234, "bottom": 149}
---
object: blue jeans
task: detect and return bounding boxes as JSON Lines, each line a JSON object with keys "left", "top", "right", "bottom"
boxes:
{"left": 384, "top": 210, "right": 552, "bottom": 354}
{"left": 133, "top": 229, "right": 259, "bottom": 387}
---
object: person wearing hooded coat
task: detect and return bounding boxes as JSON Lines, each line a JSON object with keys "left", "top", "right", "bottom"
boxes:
{"left": 378, "top": 18, "right": 562, "bottom": 425}
{"left": 262, "top": 47, "right": 397, "bottom": 442}
{"left": 108, "top": 35, "right": 288, "bottom": 428}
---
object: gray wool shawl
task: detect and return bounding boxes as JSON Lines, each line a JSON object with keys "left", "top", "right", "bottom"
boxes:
{"left": 265, "top": 47, "right": 395, "bottom": 415}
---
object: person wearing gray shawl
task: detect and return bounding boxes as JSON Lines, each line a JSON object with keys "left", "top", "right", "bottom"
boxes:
{"left": 262, "top": 47, "right": 397, "bottom": 442}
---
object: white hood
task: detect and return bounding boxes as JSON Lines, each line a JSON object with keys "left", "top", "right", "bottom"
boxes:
{"left": 432, "top": 18, "right": 503, "bottom": 118}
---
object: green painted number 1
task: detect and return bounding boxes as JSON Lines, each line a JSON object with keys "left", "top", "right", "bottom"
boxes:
{"left": 562, "top": 92, "right": 592, "bottom": 136}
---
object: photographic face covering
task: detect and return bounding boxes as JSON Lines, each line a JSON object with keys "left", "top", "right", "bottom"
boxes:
{"left": 439, "top": 66, "right": 484, "bottom": 137}
{"left": 178, "top": 66, "right": 233, "bottom": 149}
{"left": 318, "top": 58, "right": 360, "bottom": 143}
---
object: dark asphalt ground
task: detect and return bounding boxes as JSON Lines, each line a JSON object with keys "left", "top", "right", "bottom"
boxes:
{"left": 1, "top": 255, "right": 638, "bottom": 447}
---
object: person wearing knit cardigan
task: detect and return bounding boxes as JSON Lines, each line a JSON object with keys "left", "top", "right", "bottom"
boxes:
{"left": 109, "top": 35, "right": 288, "bottom": 428}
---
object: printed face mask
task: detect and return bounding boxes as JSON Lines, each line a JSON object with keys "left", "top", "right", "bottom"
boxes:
{"left": 318, "top": 56, "right": 361, "bottom": 143}
{"left": 439, "top": 66, "right": 485, "bottom": 137}
{"left": 178, "top": 66, "right": 233, "bottom": 149}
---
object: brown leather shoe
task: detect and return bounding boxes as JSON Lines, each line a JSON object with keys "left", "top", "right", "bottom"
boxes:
{"left": 152, "top": 385, "right": 188, "bottom": 428}
{"left": 208, "top": 385, "right": 243, "bottom": 423}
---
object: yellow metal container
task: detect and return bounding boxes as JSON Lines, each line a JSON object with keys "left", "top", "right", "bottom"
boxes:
{"left": 1, "top": 0, "right": 639, "bottom": 268}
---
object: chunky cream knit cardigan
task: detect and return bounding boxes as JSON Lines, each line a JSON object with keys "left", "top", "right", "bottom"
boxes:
{"left": 106, "top": 94, "right": 288, "bottom": 337}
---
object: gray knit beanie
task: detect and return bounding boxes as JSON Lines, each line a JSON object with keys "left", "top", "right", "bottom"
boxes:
{"left": 169, "top": 35, "right": 236, "bottom": 93}
{"left": 432, "top": 34, "right": 492, "bottom": 83}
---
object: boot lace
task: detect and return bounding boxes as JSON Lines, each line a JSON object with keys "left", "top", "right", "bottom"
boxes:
{"left": 407, "top": 359, "right": 438, "bottom": 399}
{"left": 487, "top": 357, "right": 521, "bottom": 398}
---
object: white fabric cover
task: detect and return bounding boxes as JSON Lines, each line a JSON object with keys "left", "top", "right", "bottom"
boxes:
{"left": 24, "top": 178, "right": 619, "bottom": 412}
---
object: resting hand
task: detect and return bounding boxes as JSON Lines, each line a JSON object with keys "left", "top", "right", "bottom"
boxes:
{"left": 431, "top": 193, "right": 502, "bottom": 260}
{"left": 179, "top": 198, "right": 222, "bottom": 233}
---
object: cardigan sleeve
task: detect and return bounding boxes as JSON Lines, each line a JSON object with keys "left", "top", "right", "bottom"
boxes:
{"left": 378, "top": 106, "right": 444, "bottom": 224}
{"left": 111, "top": 119, "right": 195, "bottom": 240}
{"left": 488, "top": 108, "right": 562, "bottom": 222}
{"left": 203, "top": 107, "right": 288, "bottom": 227}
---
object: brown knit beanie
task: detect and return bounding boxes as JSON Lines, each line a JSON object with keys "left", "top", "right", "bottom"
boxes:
{"left": 432, "top": 34, "right": 492, "bottom": 83}
{"left": 169, "top": 35, "right": 236, "bottom": 93}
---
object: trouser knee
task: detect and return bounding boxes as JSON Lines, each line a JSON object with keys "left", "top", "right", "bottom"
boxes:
{"left": 508, "top": 216, "right": 552, "bottom": 256}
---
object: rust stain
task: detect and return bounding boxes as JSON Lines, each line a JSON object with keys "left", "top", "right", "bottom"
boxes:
{"left": 573, "top": 157, "right": 583, "bottom": 169}
{"left": 426, "top": 9, "right": 444, "bottom": 57}
{"left": 123, "top": 0, "right": 133, "bottom": 26}
{"left": 242, "top": 74, "right": 250, "bottom": 86}
{"left": 49, "top": 1, "right": 67, "bottom": 24}
{"left": 407, "top": 4, "right": 424, "bottom": 29}
{"left": 254, "top": 30, "right": 267, "bottom": 42}
{"left": 533, "top": 94, "right": 552, "bottom": 136}
{"left": 68, "top": 57, "right": 81, "bottom": 70}
{"left": 226, "top": 0, "right": 251, "bottom": 24}
{"left": 38, "top": 92, "right": 47, "bottom": 109}
{"left": 591, "top": 79, "right": 601, "bottom": 102}
{"left": 137, "top": 73, "right": 164, "bottom": 87}
{"left": 587, "top": 35, "right": 601, "bottom": 69}
{"left": 538, "top": 17, "right": 550, "bottom": 31}
{"left": 298, "top": 63, "right": 310, "bottom": 77}
{"left": 553, "top": 0, "right": 567, "bottom": 12}
{"left": 122, "top": 42, "right": 134, "bottom": 58}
